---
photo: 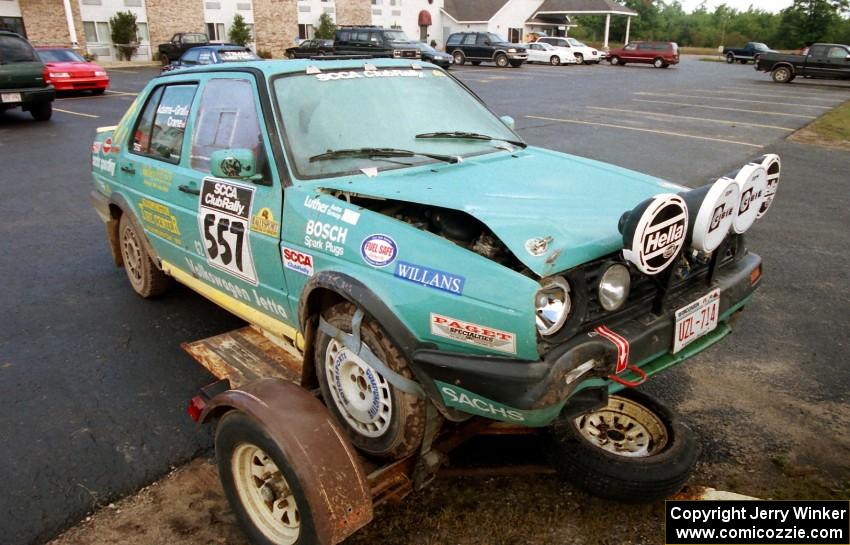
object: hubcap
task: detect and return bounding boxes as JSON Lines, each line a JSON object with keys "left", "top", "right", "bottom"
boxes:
{"left": 325, "top": 339, "right": 392, "bottom": 437}
{"left": 121, "top": 227, "right": 144, "bottom": 287}
{"left": 574, "top": 395, "right": 668, "bottom": 458}
{"left": 231, "top": 443, "right": 300, "bottom": 544}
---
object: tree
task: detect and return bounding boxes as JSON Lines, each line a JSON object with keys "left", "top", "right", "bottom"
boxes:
{"left": 315, "top": 13, "right": 336, "bottom": 40}
{"left": 777, "top": 0, "right": 849, "bottom": 47}
{"left": 228, "top": 14, "right": 252, "bottom": 46}
{"left": 109, "top": 11, "right": 138, "bottom": 61}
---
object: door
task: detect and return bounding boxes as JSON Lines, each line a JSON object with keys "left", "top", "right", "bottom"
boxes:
{"left": 183, "top": 76, "right": 292, "bottom": 326}
{"left": 825, "top": 45, "right": 850, "bottom": 78}
{"left": 620, "top": 42, "right": 638, "bottom": 61}
{"left": 804, "top": 45, "right": 831, "bottom": 76}
{"left": 527, "top": 43, "right": 544, "bottom": 63}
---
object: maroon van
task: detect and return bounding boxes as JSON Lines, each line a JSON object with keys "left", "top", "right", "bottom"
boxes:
{"left": 608, "top": 41, "right": 679, "bottom": 68}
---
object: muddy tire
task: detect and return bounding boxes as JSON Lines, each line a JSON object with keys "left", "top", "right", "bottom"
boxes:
{"left": 216, "top": 412, "right": 318, "bottom": 545}
{"left": 118, "top": 213, "right": 171, "bottom": 298}
{"left": 315, "top": 302, "right": 425, "bottom": 460}
{"left": 541, "top": 388, "right": 699, "bottom": 503}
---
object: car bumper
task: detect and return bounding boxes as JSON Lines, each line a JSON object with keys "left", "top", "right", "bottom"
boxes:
{"left": 52, "top": 76, "right": 109, "bottom": 91}
{"left": 414, "top": 252, "right": 762, "bottom": 426}
{"left": 0, "top": 85, "right": 55, "bottom": 107}
{"left": 508, "top": 53, "right": 528, "bottom": 60}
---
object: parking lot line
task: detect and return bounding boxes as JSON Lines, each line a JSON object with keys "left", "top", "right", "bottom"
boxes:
{"left": 632, "top": 99, "right": 818, "bottom": 119}
{"left": 55, "top": 90, "right": 137, "bottom": 101}
{"left": 723, "top": 84, "right": 850, "bottom": 97}
{"left": 54, "top": 108, "right": 99, "bottom": 118}
{"left": 634, "top": 91, "right": 831, "bottom": 109}
{"left": 524, "top": 115, "right": 764, "bottom": 147}
{"left": 587, "top": 106, "right": 794, "bottom": 131}
{"left": 700, "top": 88, "right": 839, "bottom": 103}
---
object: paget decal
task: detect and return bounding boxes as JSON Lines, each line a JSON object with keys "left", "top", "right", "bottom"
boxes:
{"left": 361, "top": 234, "right": 397, "bottom": 267}
{"left": 394, "top": 261, "right": 465, "bottom": 295}
{"left": 282, "top": 246, "right": 314, "bottom": 277}
{"left": 251, "top": 207, "right": 280, "bottom": 238}
{"left": 429, "top": 313, "right": 516, "bottom": 355}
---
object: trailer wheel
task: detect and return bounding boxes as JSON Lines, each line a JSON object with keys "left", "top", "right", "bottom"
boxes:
{"left": 315, "top": 302, "right": 425, "bottom": 459}
{"left": 541, "top": 388, "right": 699, "bottom": 503}
{"left": 216, "top": 412, "right": 318, "bottom": 545}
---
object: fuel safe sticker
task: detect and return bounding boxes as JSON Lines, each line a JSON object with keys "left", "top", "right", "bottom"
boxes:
{"left": 429, "top": 313, "right": 516, "bottom": 355}
{"left": 198, "top": 177, "right": 257, "bottom": 285}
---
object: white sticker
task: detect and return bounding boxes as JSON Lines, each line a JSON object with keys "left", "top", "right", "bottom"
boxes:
{"left": 282, "top": 246, "right": 314, "bottom": 277}
{"left": 429, "top": 313, "right": 516, "bottom": 355}
{"left": 198, "top": 177, "right": 257, "bottom": 285}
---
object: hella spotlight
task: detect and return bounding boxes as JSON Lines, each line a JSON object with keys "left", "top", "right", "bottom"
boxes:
{"left": 681, "top": 178, "right": 739, "bottom": 253}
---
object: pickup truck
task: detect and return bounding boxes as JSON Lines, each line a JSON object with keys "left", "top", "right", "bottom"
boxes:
{"left": 723, "top": 42, "right": 775, "bottom": 64}
{"left": 756, "top": 43, "right": 850, "bottom": 83}
{"left": 157, "top": 32, "right": 210, "bottom": 65}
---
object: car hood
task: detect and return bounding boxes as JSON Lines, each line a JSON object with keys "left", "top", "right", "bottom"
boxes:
{"left": 45, "top": 61, "right": 101, "bottom": 73}
{"left": 313, "top": 147, "right": 686, "bottom": 277}
{"left": 494, "top": 41, "right": 526, "bottom": 50}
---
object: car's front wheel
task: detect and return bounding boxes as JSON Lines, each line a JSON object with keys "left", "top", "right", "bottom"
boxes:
{"left": 118, "top": 213, "right": 171, "bottom": 298}
{"left": 495, "top": 53, "right": 509, "bottom": 68}
{"left": 315, "top": 302, "right": 425, "bottom": 460}
{"left": 452, "top": 50, "right": 466, "bottom": 65}
{"left": 610, "top": 55, "right": 620, "bottom": 65}
{"left": 726, "top": 53, "right": 735, "bottom": 63}
{"left": 541, "top": 388, "right": 700, "bottom": 502}
{"left": 550, "top": 55, "right": 560, "bottom": 66}
{"left": 29, "top": 101, "right": 52, "bottom": 121}
{"left": 286, "top": 51, "right": 296, "bottom": 59}
{"left": 574, "top": 53, "right": 584, "bottom": 64}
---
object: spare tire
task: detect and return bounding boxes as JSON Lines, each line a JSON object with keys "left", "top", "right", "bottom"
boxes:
{"left": 540, "top": 388, "right": 700, "bottom": 502}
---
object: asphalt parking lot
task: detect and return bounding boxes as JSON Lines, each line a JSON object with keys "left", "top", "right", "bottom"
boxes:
{"left": 2, "top": 57, "right": 849, "bottom": 545}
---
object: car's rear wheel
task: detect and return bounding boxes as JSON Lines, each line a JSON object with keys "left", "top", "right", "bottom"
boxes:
{"left": 118, "top": 213, "right": 171, "bottom": 298}
{"left": 286, "top": 51, "right": 296, "bottom": 59}
{"left": 541, "top": 388, "right": 700, "bottom": 503}
{"left": 610, "top": 55, "right": 620, "bottom": 65}
{"left": 549, "top": 55, "right": 560, "bottom": 66}
{"left": 726, "top": 53, "right": 735, "bottom": 63}
{"left": 29, "top": 101, "right": 52, "bottom": 121}
{"left": 495, "top": 53, "right": 509, "bottom": 68}
{"left": 315, "top": 302, "right": 425, "bottom": 460}
{"left": 653, "top": 57, "right": 664, "bottom": 68}
{"left": 452, "top": 50, "right": 466, "bottom": 65}
{"left": 772, "top": 65, "right": 793, "bottom": 83}
{"left": 574, "top": 53, "right": 584, "bottom": 64}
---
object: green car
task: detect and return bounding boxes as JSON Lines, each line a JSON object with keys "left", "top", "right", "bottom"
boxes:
{"left": 0, "top": 30, "right": 54, "bottom": 121}
{"left": 91, "top": 58, "right": 779, "bottom": 503}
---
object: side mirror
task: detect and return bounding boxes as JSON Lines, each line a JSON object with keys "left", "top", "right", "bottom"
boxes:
{"left": 484, "top": 40, "right": 491, "bottom": 46}
{"left": 211, "top": 149, "right": 258, "bottom": 180}
{"left": 500, "top": 115, "right": 515, "bottom": 129}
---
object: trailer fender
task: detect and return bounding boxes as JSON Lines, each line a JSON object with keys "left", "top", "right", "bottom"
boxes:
{"left": 201, "top": 378, "right": 373, "bottom": 544}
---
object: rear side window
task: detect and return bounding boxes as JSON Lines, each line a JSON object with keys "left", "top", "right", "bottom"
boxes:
{"left": 462, "top": 34, "right": 477, "bottom": 45}
{"left": 131, "top": 84, "right": 197, "bottom": 163}
{"left": 0, "top": 35, "right": 38, "bottom": 62}
{"left": 446, "top": 34, "right": 461, "bottom": 46}
{"left": 809, "top": 45, "right": 828, "bottom": 57}
{"left": 190, "top": 78, "right": 267, "bottom": 177}
{"left": 336, "top": 31, "right": 350, "bottom": 41}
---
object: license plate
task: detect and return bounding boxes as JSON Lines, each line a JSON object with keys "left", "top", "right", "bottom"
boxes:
{"left": 673, "top": 289, "right": 720, "bottom": 353}
{"left": 1, "top": 92, "right": 22, "bottom": 103}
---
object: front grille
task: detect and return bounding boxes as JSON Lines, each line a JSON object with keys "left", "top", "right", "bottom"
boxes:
{"left": 394, "top": 49, "right": 420, "bottom": 59}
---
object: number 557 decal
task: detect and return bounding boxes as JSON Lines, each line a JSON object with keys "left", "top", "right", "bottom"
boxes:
{"left": 198, "top": 177, "right": 258, "bottom": 285}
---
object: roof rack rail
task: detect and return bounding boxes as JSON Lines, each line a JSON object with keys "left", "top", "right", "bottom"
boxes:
{"left": 336, "top": 25, "right": 383, "bottom": 29}
{"left": 307, "top": 54, "right": 374, "bottom": 60}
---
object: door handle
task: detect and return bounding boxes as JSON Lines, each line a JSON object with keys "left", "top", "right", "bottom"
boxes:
{"left": 120, "top": 165, "right": 136, "bottom": 174}
{"left": 178, "top": 184, "right": 200, "bottom": 195}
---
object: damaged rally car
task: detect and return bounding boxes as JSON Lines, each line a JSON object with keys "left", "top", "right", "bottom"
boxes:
{"left": 91, "top": 57, "right": 780, "bottom": 532}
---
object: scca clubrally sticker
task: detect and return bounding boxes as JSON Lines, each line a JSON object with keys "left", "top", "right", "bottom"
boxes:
{"left": 198, "top": 177, "right": 258, "bottom": 285}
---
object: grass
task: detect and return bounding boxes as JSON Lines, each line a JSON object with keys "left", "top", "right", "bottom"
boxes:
{"left": 791, "top": 100, "right": 850, "bottom": 150}
{"left": 699, "top": 56, "right": 726, "bottom": 62}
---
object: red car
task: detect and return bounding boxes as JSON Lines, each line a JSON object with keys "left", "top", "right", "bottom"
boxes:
{"left": 36, "top": 47, "right": 109, "bottom": 93}
{"left": 607, "top": 41, "right": 679, "bottom": 68}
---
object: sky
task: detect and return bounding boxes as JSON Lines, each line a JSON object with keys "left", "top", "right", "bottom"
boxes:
{"left": 677, "top": 0, "right": 795, "bottom": 12}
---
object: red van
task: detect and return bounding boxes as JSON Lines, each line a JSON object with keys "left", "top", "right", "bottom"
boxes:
{"left": 608, "top": 41, "right": 679, "bottom": 68}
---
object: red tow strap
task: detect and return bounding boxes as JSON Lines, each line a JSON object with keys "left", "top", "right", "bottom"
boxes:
{"left": 594, "top": 325, "right": 647, "bottom": 388}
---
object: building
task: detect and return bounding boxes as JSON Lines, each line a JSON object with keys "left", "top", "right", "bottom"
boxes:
{"left": 0, "top": 0, "right": 633, "bottom": 62}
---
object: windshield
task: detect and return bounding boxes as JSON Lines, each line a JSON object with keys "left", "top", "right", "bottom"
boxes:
{"left": 0, "top": 35, "right": 38, "bottom": 63}
{"left": 184, "top": 34, "right": 208, "bottom": 43}
{"left": 37, "top": 48, "right": 85, "bottom": 62}
{"left": 487, "top": 33, "right": 507, "bottom": 43}
{"left": 218, "top": 49, "right": 259, "bottom": 62}
{"left": 383, "top": 30, "right": 411, "bottom": 42}
{"left": 414, "top": 42, "right": 436, "bottom": 53}
{"left": 752, "top": 43, "right": 769, "bottom": 51}
{"left": 273, "top": 67, "right": 522, "bottom": 179}
{"left": 567, "top": 38, "right": 585, "bottom": 47}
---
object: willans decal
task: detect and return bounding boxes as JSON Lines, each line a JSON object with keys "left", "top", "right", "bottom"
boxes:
{"left": 394, "top": 261, "right": 465, "bottom": 295}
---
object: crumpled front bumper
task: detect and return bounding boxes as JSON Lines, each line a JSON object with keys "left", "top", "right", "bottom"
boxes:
{"left": 413, "top": 252, "right": 762, "bottom": 426}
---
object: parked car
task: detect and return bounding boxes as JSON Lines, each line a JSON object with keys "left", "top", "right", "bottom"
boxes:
{"left": 0, "top": 30, "right": 54, "bottom": 121}
{"left": 756, "top": 43, "right": 850, "bottom": 83}
{"left": 157, "top": 32, "right": 210, "bottom": 65}
{"left": 285, "top": 38, "right": 335, "bottom": 59}
{"left": 161, "top": 45, "right": 259, "bottom": 73}
{"left": 411, "top": 41, "right": 453, "bottom": 68}
{"left": 608, "top": 41, "right": 680, "bottom": 68}
{"left": 333, "top": 27, "right": 420, "bottom": 59}
{"left": 526, "top": 41, "right": 578, "bottom": 65}
{"left": 445, "top": 32, "right": 527, "bottom": 67}
{"left": 723, "top": 42, "right": 776, "bottom": 64}
{"left": 536, "top": 36, "right": 601, "bottom": 64}
{"left": 36, "top": 47, "right": 109, "bottom": 93}
{"left": 91, "top": 60, "right": 780, "bottom": 542}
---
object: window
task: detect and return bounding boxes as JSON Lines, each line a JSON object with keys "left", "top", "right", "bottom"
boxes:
{"left": 337, "top": 30, "right": 350, "bottom": 41}
{"left": 136, "top": 22, "right": 149, "bottom": 43}
{"left": 97, "top": 22, "right": 110, "bottom": 43}
{"left": 507, "top": 28, "right": 522, "bottom": 43}
{"left": 828, "top": 46, "right": 848, "bottom": 59}
{"left": 181, "top": 49, "right": 201, "bottom": 64}
{"left": 0, "top": 35, "right": 38, "bottom": 62}
{"left": 462, "top": 34, "right": 476, "bottom": 45}
{"left": 191, "top": 79, "right": 266, "bottom": 176}
{"left": 0, "top": 17, "right": 26, "bottom": 37}
{"left": 298, "top": 23, "right": 312, "bottom": 39}
{"left": 624, "top": 43, "right": 637, "bottom": 50}
{"left": 37, "top": 48, "right": 85, "bottom": 62}
{"left": 446, "top": 34, "right": 461, "bottom": 46}
{"left": 206, "top": 23, "right": 226, "bottom": 41}
{"left": 132, "top": 85, "right": 197, "bottom": 163}
{"left": 809, "top": 45, "right": 827, "bottom": 58}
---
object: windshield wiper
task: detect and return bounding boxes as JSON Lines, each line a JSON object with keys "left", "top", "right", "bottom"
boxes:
{"left": 415, "top": 131, "right": 526, "bottom": 148}
{"left": 309, "top": 147, "right": 460, "bottom": 164}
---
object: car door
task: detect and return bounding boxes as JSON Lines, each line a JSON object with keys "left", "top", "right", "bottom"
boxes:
{"left": 620, "top": 43, "right": 638, "bottom": 61}
{"left": 182, "top": 75, "right": 293, "bottom": 326}
{"left": 526, "top": 43, "right": 542, "bottom": 63}
{"left": 474, "top": 33, "right": 491, "bottom": 60}
{"left": 825, "top": 45, "right": 850, "bottom": 78}
{"left": 299, "top": 40, "right": 315, "bottom": 58}
{"left": 804, "top": 45, "right": 831, "bottom": 76}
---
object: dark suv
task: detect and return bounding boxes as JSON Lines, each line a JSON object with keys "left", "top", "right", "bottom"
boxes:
{"left": 0, "top": 31, "right": 54, "bottom": 121}
{"left": 445, "top": 32, "right": 527, "bottom": 67}
{"left": 333, "top": 27, "right": 420, "bottom": 59}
